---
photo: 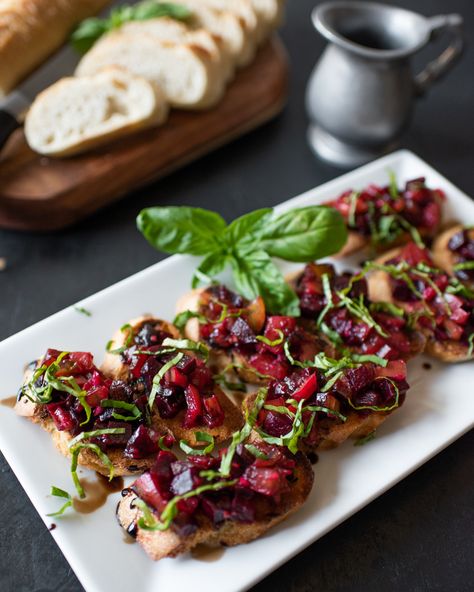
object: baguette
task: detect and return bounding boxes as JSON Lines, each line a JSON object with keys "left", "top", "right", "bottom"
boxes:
{"left": 76, "top": 30, "right": 227, "bottom": 109}
{"left": 116, "top": 438, "right": 314, "bottom": 560}
{"left": 24, "top": 68, "right": 168, "bottom": 157}
{"left": 0, "top": 0, "right": 111, "bottom": 96}
{"left": 172, "top": 0, "right": 257, "bottom": 66}
{"left": 119, "top": 17, "right": 234, "bottom": 82}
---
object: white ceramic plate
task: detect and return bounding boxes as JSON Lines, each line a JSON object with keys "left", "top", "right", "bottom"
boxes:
{"left": 1, "top": 149, "right": 473, "bottom": 592}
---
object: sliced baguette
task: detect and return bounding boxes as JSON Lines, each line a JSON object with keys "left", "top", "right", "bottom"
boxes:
{"left": 76, "top": 30, "right": 227, "bottom": 109}
{"left": 172, "top": 0, "right": 256, "bottom": 66}
{"left": 117, "top": 441, "right": 314, "bottom": 560}
{"left": 24, "top": 67, "right": 168, "bottom": 157}
{"left": 432, "top": 224, "right": 474, "bottom": 290}
{"left": 120, "top": 17, "right": 234, "bottom": 82}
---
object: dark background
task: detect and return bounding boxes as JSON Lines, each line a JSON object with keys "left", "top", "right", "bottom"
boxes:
{"left": 1, "top": 0, "right": 473, "bottom": 590}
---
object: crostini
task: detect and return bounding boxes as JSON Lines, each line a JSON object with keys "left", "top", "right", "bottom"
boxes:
{"left": 176, "top": 284, "right": 328, "bottom": 385}
{"left": 245, "top": 359, "right": 409, "bottom": 453}
{"left": 116, "top": 437, "right": 313, "bottom": 560}
{"left": 367, "top": 242, "right": 474, "bottom": 362}
{"left": 325, "top": 177, "right": 445, "bottom": 257}
{"left": 288, "top": 262, "right": 426, "bottom": 362}
{"left": 15, "top": 349, "right": 172, "bottom": 476}
{"left": 432, "top": 224, "right": 474, "bottom": 290}
{"left": 101, "top": 315, "right": 243, "bottom": 444}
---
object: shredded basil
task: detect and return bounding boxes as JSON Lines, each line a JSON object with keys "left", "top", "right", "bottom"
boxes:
{"left": 148, "top": 352, "right": 184, "bottom": 409}
{"left": 106, "top": 323, "right": 134, "bottom": 354}
{"left": 388, "top": 171, "right": 399, "bottom": 199}
{"left": 179, "top": 432, "right": 215, "bottom": 455}
{"left": 173, "top": 310, "right": 207, "bottom": 331}
{"left": 453, "top": 261, "right": 474, "bottom": 271}
{"left": 74, "top": 306, "right": 92, "bottom": 317}
{"left": 347, "top": 377, "right": 400, "bottom": 412}
{"left": 69, "top": 442, "right": 116, "bottom": 498}
{"left": 47, "top": 486, "right": 73, "bottom": 517}
{"left": 244, "top": 444, "right": 270, "bottom": 460}
{"left": 100, "top": 399, "right": 142, "bottom": 422}
{"left": 136, "top": 479, "right": 237, "bottom": 532}
{"left": 256, "top": 329, "right": 284, "bottom": 347}
{"left": 467, "top": 333, "right": 474, "bottom": 357}
{"left": 354, "top": 431, "right": 376, "bottom": 446}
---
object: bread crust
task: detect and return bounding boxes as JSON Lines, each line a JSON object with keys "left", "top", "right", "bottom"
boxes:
{"left": 0, "top": 0, "right": 111, "bottom": 96}
{"left": 116, "top": 444, "right": 314, "bottom": 560}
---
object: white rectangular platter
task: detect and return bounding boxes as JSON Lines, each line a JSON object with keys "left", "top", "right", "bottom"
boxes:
{"left": 0, "top": 149, "right": 473, "bottom": 592}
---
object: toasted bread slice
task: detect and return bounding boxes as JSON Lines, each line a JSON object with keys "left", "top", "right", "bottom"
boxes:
{"left": 24, "top": 67, "right": 168, "bottom": 157}
{"left": 76, "top": 30, "right": 227, "bottom": 109}
{"left": 244, "top": 391, "right": 389, "bottom": 452}
{"left": 116, "top": 443, "right": 314, "bottom": 560}
{"left": 367, "top": 247, "right": 473, "bottom": 363}
{"left": 101, "top": 315, "right": 179, "bottom": 381}
{"left": 102, "top": 315, "right": 243, "bottom": 444}
{"left": 432, "top": 224, "right": 474, "bottom": 289}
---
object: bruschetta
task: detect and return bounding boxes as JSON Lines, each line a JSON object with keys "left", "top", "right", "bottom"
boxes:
{"left": 116, "top": 436, "right": 313, "bottom": 560}
{"left": 432, "top": 224, "right": 474, "bottom": 290}
{"left": 325, "top": 177, "right": 445, "bottom": 257}
{"left": 245, "top": 360, "right": 409, "bottom": 453}
{"left": 176, "top": 284, "right": 328, "bottom": 385}
{"left": 101, "top": 315, "right": 243, "bottom": 444}
{"left": 366, "top": 242, "right": 474, "bottom": 362}
{"left": 289, "top": 262, "right": 426, "bottom": 362}
{"left": 15, "top": 349, "right": 171, "bottom": 476}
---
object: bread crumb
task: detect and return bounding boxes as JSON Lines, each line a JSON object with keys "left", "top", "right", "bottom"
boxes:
{"left": 0, "top": 258, "right": 6, "bottom": 271}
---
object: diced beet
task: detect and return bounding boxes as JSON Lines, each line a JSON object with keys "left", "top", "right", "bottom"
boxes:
{"left": 248, "top": 352, "right": 289, "bottom": 380}
{"left": 183, "top": 384, "right": 202, "bottom": 428}
{"left": 292, "top": 372, "right": 318, "bottom": 401}
{"left": 176, "top": 355, "right": 197, "bottom": 375}
{"left": 46, "top": 403, "right": 76, "bottom": 431}
{"left": 202, "top": 394, "right": 225, "bottom": 427}
{"left": 231, "top": 489, "right": 256, "bottom": 523}
{"left": 108, "top": 380, "right": 133, "bottom": 402}
{"left": 243, "top": 465, "right": 288, "bottom": 499}
{"left": 265, "top": 316, "right": 297, "bottom": 339}
{"left": 170, "top": 466, "right": 201, "bottom": 495}
{"left": 230, "top": 317, "right": 257, "bottom": 345}
{"left": 335, "top": 364, "right": 376, "bottom": 397}
{"left": 124, "top": 425, "right": 158, "bottom": 458}
{"left": 165, "top": 367, "right": 188, "bottom": 388}
{"left": 189, "top": 363, "right": 213, "bottom": 390}
{"left": 155, "top": 387, "right": 184, "bottom": 419}
{"left": 133, "top": 472, "right": 166, "bottom": 512}
{"left": 201, "top": 495, "right": 232, "bottom": 525}
{"left": 262, "top": 411, "right": 293, "bottom": 437}
{"left": 376, "top": 360, "right": 407, "bottom": 381}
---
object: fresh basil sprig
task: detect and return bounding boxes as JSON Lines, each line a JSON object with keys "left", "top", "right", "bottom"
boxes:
{"left": 71, "top": 1, "right": 192, "bottom": 54}
{"left": 137, "top": 205, "right": 347, "bottom": 316}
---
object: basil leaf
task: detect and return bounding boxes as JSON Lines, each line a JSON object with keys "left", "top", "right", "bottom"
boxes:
{"left": 226, "top": 208, "right": 273, "bottom": 247}
{"left": 50, "top": 486, "right": 71, "bottom": 500}
{"left": 137, "top": 206, "right": 227, "bottom": 255}
{"left": 230, "top": 250, "right": 300, "bottom": 316}
{"left": 191, "top": 251, "right": 228, "bottom": 289}
{"left": 71, "top": 18, "right": 109, "bottom": 53}
{"left": 133, "top": 1, "right": 191, "bottom": 21}
{"left": 244, "top": 444, "right": 269, "bottom": 460}
{"left": 179, "top": 432, "right": 215, "bottom": 455}
{"left": 257, "top": 206, "right": 348, "bottom": 262}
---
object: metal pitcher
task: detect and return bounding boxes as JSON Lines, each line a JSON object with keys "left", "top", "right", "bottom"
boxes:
{"left": 306, "top": 1, "right": 464, "bottom": 167}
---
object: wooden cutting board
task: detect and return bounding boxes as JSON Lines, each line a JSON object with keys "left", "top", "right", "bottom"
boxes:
{"left": 0, "top": 37, "right": 288, "bottom": 231}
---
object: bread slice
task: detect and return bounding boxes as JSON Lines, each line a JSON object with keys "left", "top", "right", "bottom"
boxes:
{"left": 116, "top": 441, "right": 314, "bottom": 560}
{"left": 24, "top": 67, "right": 168, "bottom": 157}
{"left": 249, "top": 0, "right": 286, "bottom": 41}
{"left": 367, "top": 247, "right": 473, "bottom": 363}
{"left": 101, "top": 315, "right": 180, "bottom": 381}
{"left": 101, "top": 315, "right": 243, "bottom": 445}
{"left": 120, "top": 17, "right": 234, "bottom": 82}
{"left": 432, "top": 224, "right": 474, "bottom": 289}
{"left": 172, "top": 0, "right": 256, "bottom": 66}
{"left": 76, "top": 30, "right": 227, "bottom": 109}
{"left": 0, "top": 0, "right": 111, "bottom": 96}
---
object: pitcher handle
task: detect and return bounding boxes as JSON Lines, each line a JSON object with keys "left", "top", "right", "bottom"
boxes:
{"left": 415, "top": 14, "right": 464, "bottom": 96}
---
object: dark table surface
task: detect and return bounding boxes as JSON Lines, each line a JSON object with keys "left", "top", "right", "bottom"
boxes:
{"left": 1, "top": 0, "right": 473, "bottom": 590}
